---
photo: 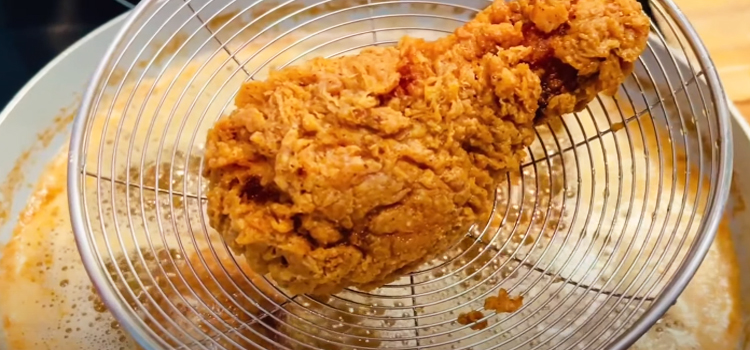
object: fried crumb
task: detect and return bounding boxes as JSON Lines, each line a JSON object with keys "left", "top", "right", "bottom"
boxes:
{"left": 611, "top": 121, "right": 626, "bottom": 132}
{"left": 456, "top": 288, "right": 523, "bottom": 331}
{"left": 485, "top": 288, "right": 524, "bottom": 313}
{"left": 457, "top": 310, "right": 488, "bottom": 330}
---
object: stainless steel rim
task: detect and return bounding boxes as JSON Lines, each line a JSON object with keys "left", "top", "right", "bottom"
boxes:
{"left": 67, "top": 0, "right": 733, "bottom": 349}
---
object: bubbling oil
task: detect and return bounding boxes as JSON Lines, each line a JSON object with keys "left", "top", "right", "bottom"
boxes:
{"left": 1, "top": 38, "right": 743, "bottom": 349}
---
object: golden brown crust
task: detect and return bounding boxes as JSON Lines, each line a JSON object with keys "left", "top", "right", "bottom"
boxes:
{"left": 203, "top": 0, "right": 650, "bottom": 295}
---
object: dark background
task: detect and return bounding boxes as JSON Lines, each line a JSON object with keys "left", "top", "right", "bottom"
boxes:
{"left": 0, "top": 0, "right": 131, "bottom": 108}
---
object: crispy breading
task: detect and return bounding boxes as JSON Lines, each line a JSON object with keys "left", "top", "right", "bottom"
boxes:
{"left": 203, "top": 0, "right": 650, "bottom": 295}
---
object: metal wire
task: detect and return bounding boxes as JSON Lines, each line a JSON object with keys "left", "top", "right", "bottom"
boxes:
{"left": 67, "top": 0, "right": 732, "bottom": 349}
{"left": 114, "top": 0, "right": 138, "bottom": 9}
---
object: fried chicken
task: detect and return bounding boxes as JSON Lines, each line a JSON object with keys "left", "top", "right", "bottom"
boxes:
{"left": 203, "top": 0, "right": 650, "bottom": 295}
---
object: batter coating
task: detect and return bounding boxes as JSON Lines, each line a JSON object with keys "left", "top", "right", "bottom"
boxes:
{"left": 203, "top": 0, "right": 650, "bottom": 295}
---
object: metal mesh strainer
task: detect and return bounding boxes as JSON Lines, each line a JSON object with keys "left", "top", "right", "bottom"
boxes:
{"left": 67, "top": 0, "right": 732, "bottom": 349}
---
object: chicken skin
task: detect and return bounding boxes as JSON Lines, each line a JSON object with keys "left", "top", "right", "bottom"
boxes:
{"left": 203, "top": 0, "right": 650, "bottom": 295}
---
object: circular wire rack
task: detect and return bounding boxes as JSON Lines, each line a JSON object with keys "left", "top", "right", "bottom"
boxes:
{"left": 68, "top": 0, "right": 732, "bottom": 349}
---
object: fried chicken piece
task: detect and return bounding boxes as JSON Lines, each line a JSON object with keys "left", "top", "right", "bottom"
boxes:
{"left": 203, "top": 0, "right": 650, "bottom": 295}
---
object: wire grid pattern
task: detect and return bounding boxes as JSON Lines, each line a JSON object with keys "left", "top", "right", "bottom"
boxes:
{"left": 67, "top": 0, "right": 732, "bottom": 349}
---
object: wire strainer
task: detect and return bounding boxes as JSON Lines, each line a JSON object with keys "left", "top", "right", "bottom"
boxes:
{"left": 67, "top": 0, "right": 732, "bottom": 349}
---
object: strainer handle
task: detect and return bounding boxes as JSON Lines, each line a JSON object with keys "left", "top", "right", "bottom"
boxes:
{"left": 113, "top": 0, "right": 137, "bottom": 9}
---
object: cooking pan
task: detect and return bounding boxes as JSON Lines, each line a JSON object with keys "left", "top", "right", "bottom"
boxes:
{"left": 0, "top": 8, "right": 747, "bottom": 350}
